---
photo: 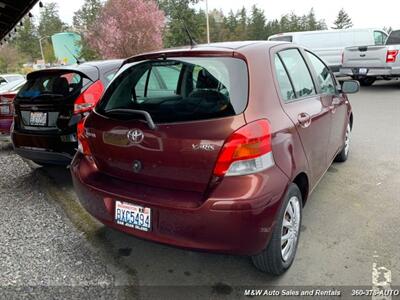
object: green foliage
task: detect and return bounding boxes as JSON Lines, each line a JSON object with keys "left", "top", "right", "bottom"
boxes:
{"left": 248, "top": 6, "right": 267, "bottom": 40}
{"left": 332, "top": 8, "right": 353, "bottom": 29}
{"left": 161, "top": 4, "right": 328, "bottom": 47}
{"left": 73, "top": 0, "right": 103, "bottom": 32}
{"left": 0, "top": 45, "right": 26, "bottom": 73}
{"left": 72, "top": 0, "right": 103, "bottom": 60}
{"left": 14, "top": 17, "right": 41, "bottom": 61}
{"left": 159, "top": 0, "right": 205, "bottom": 47}
{"left": 38, "top": 3, "right": 67, "bottom": 37}
{"left": 37, "top": 2, "right": 68, "bottom": 63}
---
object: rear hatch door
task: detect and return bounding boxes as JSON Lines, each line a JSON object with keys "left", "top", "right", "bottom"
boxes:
{"left": 86, "top": 55, "right": 249, "bottom": 193}
{"left": 14, "top": 68, "right": 96, "bottom": 133}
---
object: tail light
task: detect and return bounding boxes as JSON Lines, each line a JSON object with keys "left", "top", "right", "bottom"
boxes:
{"left": 77, "top": 118, "right": 92, "bottom": 156}
{"left": 386, "top": 50, "right": 399, "bottom": 63}
{"left": 213, "top": 120, "right": 274, "bottom": 177}
{"left": 74, "top": 80, "right": 104, "bottom": 114}
{"left": 0, "top": 95, "right": 15, "bottom": 116}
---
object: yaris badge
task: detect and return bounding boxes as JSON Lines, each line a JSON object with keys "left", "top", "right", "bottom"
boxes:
{"left": 127, "top": 129, "right": 144, "bottom": 144}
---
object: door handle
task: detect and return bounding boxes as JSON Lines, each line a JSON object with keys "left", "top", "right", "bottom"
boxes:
{"left": 298, "top": 113, "right": 311, "bottom": 128}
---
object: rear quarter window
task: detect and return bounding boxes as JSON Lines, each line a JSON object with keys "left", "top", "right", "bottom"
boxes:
{"left": 97, "top": 57, "right": 248, "bottom": 123}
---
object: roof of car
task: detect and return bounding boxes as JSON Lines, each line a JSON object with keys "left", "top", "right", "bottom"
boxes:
{"left": 26, "top": 60, "right": 123, "bottom": 82}
{"left": 81, "top": 59, "right": 124, "bottom": 70}
{"left": 123, "top": 41, "right": 287, "bottom": 65}
{"left": 197, "top": 41, "right": 288, "bottom": 50}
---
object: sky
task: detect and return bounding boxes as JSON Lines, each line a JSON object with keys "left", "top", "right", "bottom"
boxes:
{"left": 31, "top": 0, "right": 399, "bottom": 30}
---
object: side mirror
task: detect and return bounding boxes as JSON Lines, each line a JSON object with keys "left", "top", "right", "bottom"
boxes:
{"left": 341, "top": 80, "right": 360, "bottom": 94}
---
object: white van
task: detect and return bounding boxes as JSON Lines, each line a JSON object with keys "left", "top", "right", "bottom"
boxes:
{"left": 268, "top": 28, "right": 388, "bottom": 75}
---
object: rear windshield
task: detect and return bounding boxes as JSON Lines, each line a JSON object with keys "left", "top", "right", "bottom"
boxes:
{"left": 17, "top": 72, "right": 90, "bottom": 100}
{"left": 269, "top": 35, "right": 293, "bottom": 42}
{"left": 386, "top": 30, "right": 400, "bottom": 45}
{"left": 97, "top": 57, "right": 248, "bottom": 123}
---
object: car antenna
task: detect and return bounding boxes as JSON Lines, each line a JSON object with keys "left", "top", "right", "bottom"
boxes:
{"left": 64, "top": 45, "right": 83, "bottom": 65}
{"left": 183, "top": 23, "right": 197, "bottom": 48}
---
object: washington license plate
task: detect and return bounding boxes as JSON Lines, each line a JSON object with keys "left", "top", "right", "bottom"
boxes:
{"left": 115, "top": 201, "right": 151, "bottom": 232}
{"left": 30, "top": 112, "right": 47, "bottom": 126}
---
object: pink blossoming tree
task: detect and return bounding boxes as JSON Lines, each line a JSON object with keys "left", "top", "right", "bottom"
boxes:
{"left": 86, "top": 0, "right": 165, "bottom": 59}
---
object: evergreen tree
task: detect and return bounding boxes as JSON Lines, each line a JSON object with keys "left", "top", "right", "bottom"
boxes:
{"left": 208, "top": 9, "right": 227, "bottom": 43}
{"left": 248, "top": 5, "right": 267, "bottom": 40}
{"left": 332, "top": 8, "right": 353, "bottom": 29}
{"left": 224, "top": 10, "right": 238, "bottom": 40}
{"left": 233, "top": 7, "right": 247, "bottom": 41}
{"left": 73, "top": 0, "right": 103, "bottom": 32}
{"left": 38, "top": 2, "right": 67, "bottom": 63}
{"left": 14, "top": 17, "right": 41, "bottom": 62}
{"left": 38, "top": 2, "right": 67, "bottom": 37}
{"left": 160, "top": 0, "right": 204, "bottom": 47}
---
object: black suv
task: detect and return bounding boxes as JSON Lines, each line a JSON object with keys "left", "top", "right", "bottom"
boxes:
{"left": 12, "top": 60, "right": 122, "bottom": 165}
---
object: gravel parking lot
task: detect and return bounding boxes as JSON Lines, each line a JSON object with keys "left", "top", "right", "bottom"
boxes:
{"left": 0, "top": 80, "right": 399, "bottom": 299}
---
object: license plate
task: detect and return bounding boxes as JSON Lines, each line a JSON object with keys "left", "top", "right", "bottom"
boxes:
{"left": 30, "top": 112, "right": 47, "bottom": 126}
{"left": 0, "top": 105, "right": 9, "bottom": 115}
{"left": 359, "top": 68, "right": 368, "bottom": 75}
{"left": 115, "top": 201, "right": 151, "bottom": 232}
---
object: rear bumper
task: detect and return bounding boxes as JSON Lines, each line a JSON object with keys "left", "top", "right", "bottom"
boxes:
{"left": 12, "top": 130, "right": 76, "bottom": 165}
{"left": 0, "top": 118, "right": 12, "bottom": 134}
{"left": 71, "top": 153, "right": 290, "bottom": 256}
{"left": 14, "top": 147, "right": 72, "bottom": 165}
{"left": 340, "top": 67, "right": 400, "bottom": 77}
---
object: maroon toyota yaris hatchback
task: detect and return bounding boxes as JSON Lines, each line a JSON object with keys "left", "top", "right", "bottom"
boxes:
{"left": 71, "top": 41, "right": 358, "bottom": 275}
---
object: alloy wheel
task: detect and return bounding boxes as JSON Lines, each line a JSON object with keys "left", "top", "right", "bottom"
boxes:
{"left": 281, "top": 196, "right": 301, "bottom": 262}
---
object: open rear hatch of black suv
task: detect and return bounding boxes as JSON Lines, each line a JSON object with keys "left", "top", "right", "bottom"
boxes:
{"left": 14, "top": 68, "right": 97, "bottom": 134}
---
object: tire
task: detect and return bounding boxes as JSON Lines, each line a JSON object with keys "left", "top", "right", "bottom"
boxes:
{"left": 358, "top": 77, "right": 376, "bottom": 86}
{"left": 334, "top": 122, "right": 351, "bottom": 162}
{"left": 252, "top": 183, "right": 302, "bottom": 275}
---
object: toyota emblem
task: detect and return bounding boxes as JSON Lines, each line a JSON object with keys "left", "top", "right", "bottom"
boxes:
{"left": 127, "top": 129, "right": 144, "bottom": 144}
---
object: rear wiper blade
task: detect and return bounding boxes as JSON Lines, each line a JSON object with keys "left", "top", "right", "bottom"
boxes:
{"left": 104, "top": 108, "right": 157, "bottom": 130}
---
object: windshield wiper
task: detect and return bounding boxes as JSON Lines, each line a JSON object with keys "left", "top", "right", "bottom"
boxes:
{"left": 104, "top": 108, "right": 157, "bottom": 130}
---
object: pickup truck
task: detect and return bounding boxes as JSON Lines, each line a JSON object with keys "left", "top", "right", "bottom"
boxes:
{"left": 340, "top": 30, "right": 400, "bottom": 86}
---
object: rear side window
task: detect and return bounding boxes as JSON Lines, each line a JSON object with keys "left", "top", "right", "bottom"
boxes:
{"left": 98, "top": 57, "right": 248, "bottom": 123}
{"left": 274, "top": 55, "right": 295, "bottom": 102}
{"left": 386, "top": 30, "right": 400, "bottom": 45}
{"left": 17, "top": 72, "right": 90, "bottom": 99}
{"left": 305, "top": 51, "right": 336, "bottom": 95}
{"left": 278, "top": 49, "right": 316, "bottom": 98}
